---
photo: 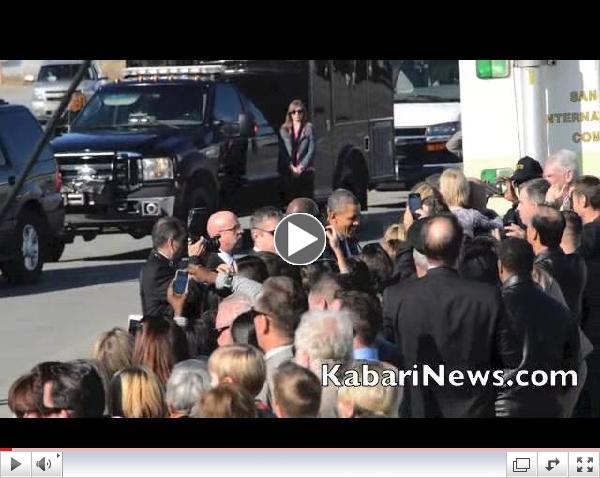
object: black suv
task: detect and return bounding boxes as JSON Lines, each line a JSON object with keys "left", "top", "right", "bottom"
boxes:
{"left": 0, "top": 101, "right": 65, "bottom": 284}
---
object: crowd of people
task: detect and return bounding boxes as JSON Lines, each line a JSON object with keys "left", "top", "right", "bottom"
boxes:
{"left": 8, "top": 147, "right": 600, "bottom": 418}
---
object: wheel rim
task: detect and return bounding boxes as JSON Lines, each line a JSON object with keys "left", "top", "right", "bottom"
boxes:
{"left": 22, "top": 224, "right": 39, "bottom": 271}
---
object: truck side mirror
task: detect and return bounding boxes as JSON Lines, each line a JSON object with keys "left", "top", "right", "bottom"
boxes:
{"left": 239, "top": 112, "right": 255, "bottom": 138}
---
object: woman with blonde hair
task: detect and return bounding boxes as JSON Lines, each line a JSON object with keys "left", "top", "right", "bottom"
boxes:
{"left": 439, "top": 168, "right": 502, "bottom": 238}
{"left": 337, "top": 360, "right": 402, "bottom": 418}
{"left": 92, "top": 327, "right": 133, "bottom": 379}
{"left": 279, "top": 99, "right": 315, "bottom": 203}
{"left": 109, "top": 366, "right": 167, "bottom": 418}
{"left": 382, "top": 223, "right": 407, "bottom": 260}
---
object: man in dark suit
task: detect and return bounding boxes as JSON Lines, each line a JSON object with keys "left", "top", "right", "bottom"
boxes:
{"left": 323, "top": 188, "right": 362, "bottom": 262}
{"left": 382, "top": 215, "right": 521, "bottom": 418}
{"left": 528, "top": 205, "right": 587, "bottom": 322}
{"left": 572, "top": 176, "right": 600, "bottom": 416}
{"left": 495, "top": 238, "right": 580, "bottom": 417}
{"left": 140, "top": 217, "right": 187, "bottom": 319}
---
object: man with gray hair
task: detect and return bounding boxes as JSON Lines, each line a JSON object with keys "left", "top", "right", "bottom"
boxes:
{"left": 250, "top": 206, "right": 284, "bottom": 254}
{"left": 166, "top": 359, "right": 211, "bottom": 418}
{"left": 505, "top": 178, "right": 550, "bottom": 239}
{"left": 294, "top": 309, "right": 354, "bottom": 417}
{"left": 324, "top": 188, "right": 362, "bottom": 261}
{"left": 544, "top": 149, "right": 580, "bottom": 210}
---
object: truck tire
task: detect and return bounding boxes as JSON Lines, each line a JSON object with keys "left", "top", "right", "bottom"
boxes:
{"left": 183, "top": 176, "right": 218, "bottom": 231}
{"left": 44, "top": 238, "right": 66, "bottom": 262}
{"left": 3, "top": 210, "right": 45, "bottom": 284}
{"left": 335, "top": 148, "right": 369, "bottom": 210}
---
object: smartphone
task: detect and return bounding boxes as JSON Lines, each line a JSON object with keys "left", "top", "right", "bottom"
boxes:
{"left": 128, "top": 314, "right": 143, "bottom": 337}
{"left": 408, "top": 193, "right": 422, "bottom": 219}
{"left": 480, "top": 167, "right": 514, "bottom": 184}
{"left": 173, "top": 269, "right": 189, "bottom": 295}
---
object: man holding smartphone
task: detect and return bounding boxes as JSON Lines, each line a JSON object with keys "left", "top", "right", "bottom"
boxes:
{"left": 140, "top": 217, "right": 204, "bottom": 321}
{"left": 500, "top": 156, "right": 543, "bottom": 231}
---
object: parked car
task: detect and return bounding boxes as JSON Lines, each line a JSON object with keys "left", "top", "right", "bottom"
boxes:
{"left": 0, "top": 100, "right": 65, "bottom": 283}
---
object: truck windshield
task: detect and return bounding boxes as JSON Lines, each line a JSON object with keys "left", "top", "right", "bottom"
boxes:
{"left": 391, "top": 60, "right": 460, "bottom": 103}
{"left": 71, "top": 84, "right": 206, "bottom": 130}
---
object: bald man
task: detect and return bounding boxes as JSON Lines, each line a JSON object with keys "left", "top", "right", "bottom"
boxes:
{"left": 215, "top": 293, "right": 253, "bottom": 346}
{"left": 382, "top": 214, "right": 520, "bottom": 417}
{"left": 204, "top": 210, "right": 243, "bottom": 270}
{"left": 286, "top": 197, "right": 321, "bottom": 218}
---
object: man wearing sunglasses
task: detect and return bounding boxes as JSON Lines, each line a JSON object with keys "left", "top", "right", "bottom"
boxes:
{"left": 249, "top": 206, "right": 283, "bottom": 254}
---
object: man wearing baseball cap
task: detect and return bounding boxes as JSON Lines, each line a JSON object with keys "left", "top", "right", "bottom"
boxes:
{"left": 502, "top": 156, "right": 544, "bottom": 227}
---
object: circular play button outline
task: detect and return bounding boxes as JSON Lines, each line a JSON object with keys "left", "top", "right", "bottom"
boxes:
{"left": 274, "top": 212, "right": 327, "bottom": 266}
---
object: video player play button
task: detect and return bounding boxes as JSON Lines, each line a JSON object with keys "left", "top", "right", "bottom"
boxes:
{"left": 11, "top": 459, "right": 21, "bottom": 472}
{"left": 274, "top": 213, "right": 326, "bottom": 265}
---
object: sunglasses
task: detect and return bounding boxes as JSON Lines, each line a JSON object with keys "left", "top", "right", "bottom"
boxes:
{"left": 215, "top": 325, "right": 230, "bottom": 337}
{"left": 254, "top": 227, "right": 275, "bottom": 236}
{"left": 290, "top": 109, "right": 304, "bottom": 115}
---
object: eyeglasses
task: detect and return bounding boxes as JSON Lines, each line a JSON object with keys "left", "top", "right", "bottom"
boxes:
{"left": 290, "top": 109, "right": 304, "bottom": 116}
{"left": 219, "top": 224, "right": 242, "bottom": 234}
{"left": 254, "top": 227, "right": 275, "bottom": 236}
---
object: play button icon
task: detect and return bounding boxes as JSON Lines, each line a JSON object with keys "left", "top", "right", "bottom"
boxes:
{"left": 11, "top": 458, "right": 21, "bottom": 472}
{"left": 274, "top": 213, "right": 326, "bottom": 265}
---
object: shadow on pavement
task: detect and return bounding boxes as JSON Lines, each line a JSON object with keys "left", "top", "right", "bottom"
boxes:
{"left": 0, "top": 262, "right": 143, "bottom": 298}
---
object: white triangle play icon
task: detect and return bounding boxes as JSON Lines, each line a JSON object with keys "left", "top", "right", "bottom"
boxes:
{"left": 288, "top": 221, "right": 318, "bottom": 256}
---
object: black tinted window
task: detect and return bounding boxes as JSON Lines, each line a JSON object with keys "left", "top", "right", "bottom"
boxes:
{"left": 333, "top": 60, "right": 369, "bottom": 123}
{"left": 213, "top": 83, "right": 243, "bottom": 123}
{"left": 72, "top": 84, "right": 206, "bottom": 129}
{"left": 0, "top": 110, "right": 50, "bottom": 166}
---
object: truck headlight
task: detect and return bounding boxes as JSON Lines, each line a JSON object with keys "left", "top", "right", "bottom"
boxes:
{"left": 426, "top": 121, "right": 460, "bottom": 140}
{"left": 141, "top": 157, "right": 174, "bottom": 181}
{"left": 33, "top": 88, "right": 45, "bottom": 101}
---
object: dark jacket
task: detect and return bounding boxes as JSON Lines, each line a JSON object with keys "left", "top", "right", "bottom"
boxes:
{"left": 202, "top": 252, "right": 227, "bottom": 271}
{"left": 322, "top": 234, "right": 362, "bottom": 262}
{"left": 140, "top": 250, "right": 177, "bottom": 320}
{"left": 388, "top": 246, "right": 417, "bottom": 286}
{"left": 495, "top": 275, "right": 580, "bottom": 417}
{"left": 580, "top": 219, "right": 600, "bottom": 345}
{"left": 382, "top": 267, "right": 521, "bottom": 418}
{"left": 534, "top": 247, "right": 587, "bottom": 322}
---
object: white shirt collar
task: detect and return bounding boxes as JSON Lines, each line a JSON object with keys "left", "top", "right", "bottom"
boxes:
{"left": 265, "top": 344, "right": 294, "bottom": 361}
{"left": 218, "top": 250, "right": 235, "bottom": 266}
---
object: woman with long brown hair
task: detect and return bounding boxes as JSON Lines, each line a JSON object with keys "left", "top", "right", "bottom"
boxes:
{"left": 279, "top": 99, "right": 315, "bottom": 203}
{"left": 132, "top": 318, "right": 190, "bottom": 385}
